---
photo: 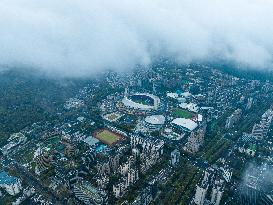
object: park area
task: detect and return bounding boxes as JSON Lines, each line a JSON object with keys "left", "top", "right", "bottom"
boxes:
{"left": 173, "top": 108, "right": 194, "bottom": 119}
{"left": 93, "top": 129, "right": 123, "bottom": 146}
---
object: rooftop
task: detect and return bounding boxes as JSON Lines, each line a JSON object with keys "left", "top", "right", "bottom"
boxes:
{"left": 171, "top": 118, "right": 198, "bottom": 131}
{"left": 145, "top": 115, "right": 165, "bottom": 125}
{"left": 0, "top": 171, "right": 18, "bottom": 185}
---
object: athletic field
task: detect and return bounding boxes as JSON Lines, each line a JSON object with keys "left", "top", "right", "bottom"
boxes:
{"left": 173, "top": 108, "right": 194, "bottom": 119}
{"left": 93, "top": 129, "right": 123, "bottom": 146}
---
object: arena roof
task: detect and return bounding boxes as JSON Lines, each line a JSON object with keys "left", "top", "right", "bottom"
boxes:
{"left": 122, "top": 93, "right": 160, "bottom": 110}
{"left": 171, "top": 118, "right": 198, "bottom": 131}
{"left": 179, "top": 102, "right": 199, "bottom": 113}
{"left": 145, "top": 115, "right": 165, "bottom": 125}
{"left": 167, "top": 92, "right": 178, "bottom": 99}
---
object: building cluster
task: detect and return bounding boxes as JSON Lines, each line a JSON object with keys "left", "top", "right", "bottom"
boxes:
{"left": 131, "top": 135, "right": 164, "bottom": 173}
{"left": 225, "top": 109, "right": 242, "bottom": 129}
{"left": 204, "top": 70, "right": 243, "bottom": 119}
{"left": 64, "top": 98, "right": 84, "bottom": 109}
{"left": 193, "top": 165, "right": 232, "bottom": 205}
{"left": 35, "top": 153, "right": 54, "bottom": 175}
{"left": 236, "top": 163, "right": 273, "bottom": 205}
{"left": 246, "top": 97, "right": 253, "bottom": 110}
{"left": 2, "top": 63, "right": 273, "bottom": 204}
{"left": 130, "top": 185, "right": 157, "bottom": 205}
{"left": 112, "top": 135, "right": 164, "bottom": 198}
{"left": 1, "top": 133, "right": 27, "bottom": 155}
{"left": 0, "top": 171, "right": 22, "bottom": 196}
{"left": 237, "top": 133, "right": 257, "bottom": 157}
{"left": 112, "top": 159, "right": 139, "bottom": 199}
{"left": 183, "top": 124, "right": 206, "bottom": 154}
{"left": 251, "top": 108, "right": 273, "bottom": 140}
{"left": 73, "top": 181, "right": 108, "bottom": 205}
{"left": 170, "top": 149, "right": 180, "bottom": 166}
{"left": 237, "top": 108, "right": 273, "bottom": 157}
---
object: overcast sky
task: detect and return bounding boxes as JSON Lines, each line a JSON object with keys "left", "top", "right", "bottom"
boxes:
{"left": 0, "top": 0, "right": 273, "bottom": 77}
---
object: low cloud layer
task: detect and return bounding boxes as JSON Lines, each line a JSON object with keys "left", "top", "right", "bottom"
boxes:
{"left": 1, "top": 0, "right": 273, "bottom": 77}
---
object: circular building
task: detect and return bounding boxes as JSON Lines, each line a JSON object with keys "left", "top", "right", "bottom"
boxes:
{"left": 122, "top": 93, "right": 160, "bottom": 111}
{"left": 144, "top": 115, "right": 165, "bottom": 131}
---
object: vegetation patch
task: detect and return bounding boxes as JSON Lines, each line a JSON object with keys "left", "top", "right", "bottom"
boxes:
{"left": 173, "top": 108, "right": 194, "bottom": 119}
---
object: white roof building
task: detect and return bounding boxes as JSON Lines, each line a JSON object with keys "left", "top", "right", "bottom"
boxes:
{"left": 177, "top": 97, "right": 186, "bottom": 103}
{"left": 0, "top": 171, "right": 22, "bottom": 196}
{"left": 166, "top": 92, "right": 179, "bottom": 99}
{"left": 181, "top": 92, "right": 191, "bottom": 98}
{"left": 145, "top": 115, "right": 165, "bottom": 125}
{"left": 179, "top": 103, "right": 199, "bottom": 113}
{"left": 197, "top": 114, "right": 203, "bottom": 122}
{"left": 171, "top": 118, "right": 198, "bottom": 131}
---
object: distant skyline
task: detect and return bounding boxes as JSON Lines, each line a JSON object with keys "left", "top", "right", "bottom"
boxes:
{"left": 1, "top": 0, "right": 273, "bottom": 77}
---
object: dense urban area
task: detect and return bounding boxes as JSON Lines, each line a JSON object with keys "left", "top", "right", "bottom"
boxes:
{"left": 1, "top": 63, "right": 273, "bottom": 205}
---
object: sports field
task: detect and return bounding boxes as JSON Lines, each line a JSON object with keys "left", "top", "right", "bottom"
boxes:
{"left": 128, "top": 94, "right": 154, "bottom": 106}
{"left": 173, "top": 108, "right": 194, "bottom": 119}
{"left": 93, "top": 129, "right": 122, "bottom": 146}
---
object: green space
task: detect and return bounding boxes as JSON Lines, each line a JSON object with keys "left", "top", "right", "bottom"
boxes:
{"left": 135, "top": 99, "right": 149, "bottom": 105}
{"left": 156, "top": 157, "right": 201, "bottom": 205}
{"left": 48, "top": 136, "right": 61, "bottom": 145}
{"left": 173, "top": 108, "right": 194, "bottom": 119}
{"left": 128, "top": 95, "right": 154, "bottom": 106}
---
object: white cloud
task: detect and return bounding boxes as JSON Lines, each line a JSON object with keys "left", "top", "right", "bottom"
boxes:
{"left": 0, "top": 0, "right": 273, "bottom": 77}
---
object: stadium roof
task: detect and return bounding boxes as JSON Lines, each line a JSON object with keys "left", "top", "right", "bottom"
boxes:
{"left": 171, "top": 118, "right": 198, "bottom": 131}
{"left": 145, "top": 115, "right": 165, "bottom": 125}
{"left": 122, "top": 93, "right": 160, "bottom": 110}
{"left": 179, "top": 102, "right": 199, "bottom": 113}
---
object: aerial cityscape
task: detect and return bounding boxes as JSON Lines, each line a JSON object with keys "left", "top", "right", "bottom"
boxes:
{"left": 1, "top": 1, "right": 273, "bottom": 205}
{"left": 1, "top": 63, "right": 273, "bottom": 205}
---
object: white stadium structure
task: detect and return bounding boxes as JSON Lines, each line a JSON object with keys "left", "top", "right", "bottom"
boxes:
{"left": 122, "top": 93, "right": 160, "bottom": 111}
{"left": 145, "top": 115, "right": 165, "bottom": 125}
{"left": 171, "top": 118, "right": 198, "bottom": 132}
{"left": 144, "top": 115, "right": 165, "bottom": 130}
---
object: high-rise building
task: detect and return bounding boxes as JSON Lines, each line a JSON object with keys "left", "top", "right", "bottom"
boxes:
{"left": 251, "top": 109, "right": 273, "bottom": 140}
{"left": 193, "top": 167, "right": 228, "bottom": 205}
{"left": 246, "top": 97, "right": 253, "bottom": 110}
{"left": 210, "top": 179, "right": 224, "bottom": 205}
{"left": 225, "top": 109, "right": 242, "bottom": 129}
{"left": 194, "top": 184, "right": 208, "bottom": 205}
{"left": 170, "top": 149, "right": 180, "bottom": 166}
{"left": 193, "top": 171, "right": 210, "bottom": 205}
{"left": 184, "top": 125, "right": 206, "bottom": 154}
{"left": 73, "top": 181, "right": 107, "bottom": 205}
{"left": 109, "top": 154, "right": 120, "bottom": 173}
{"left": 35, "top": 153, "right": 53, "bottom": 174}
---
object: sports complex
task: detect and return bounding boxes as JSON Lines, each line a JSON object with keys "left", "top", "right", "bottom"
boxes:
{"left": 93, "top": 129, "right": 124, "bottom": 146}
{"left": 122, "top": 93, "right": 160, "bottom": 111}
{"left": 172, "top": 108, "right": 195, "bottom": 119}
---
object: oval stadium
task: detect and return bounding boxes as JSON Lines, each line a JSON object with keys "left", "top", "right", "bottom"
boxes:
{"left": 122, "top": 93, "right": 160, "bottom": 111}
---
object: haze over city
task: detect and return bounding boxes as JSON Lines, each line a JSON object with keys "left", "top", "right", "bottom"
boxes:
{"left": 1, "top": 0, "right": 273, "bottom": 77}
{"left": 1, "top": 1, "right": 273, "bottom": 205}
